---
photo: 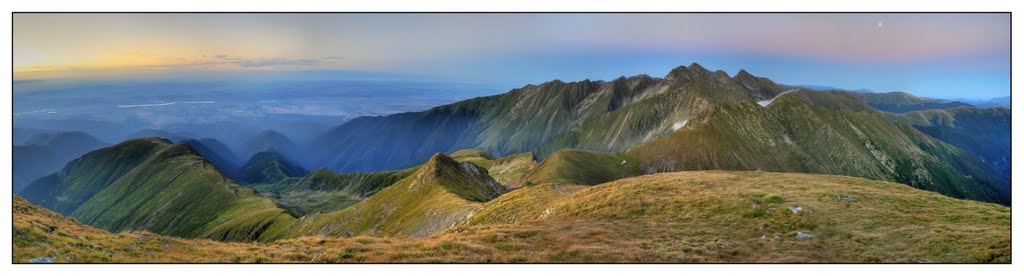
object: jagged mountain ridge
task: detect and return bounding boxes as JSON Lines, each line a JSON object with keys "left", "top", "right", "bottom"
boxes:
{"left": 308, "top": 63, "right": 788, "bottom": 172}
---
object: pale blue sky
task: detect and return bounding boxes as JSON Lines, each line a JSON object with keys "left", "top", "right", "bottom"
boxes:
{"left": 14, "top": 13, "right": 1010, "bottom": 99}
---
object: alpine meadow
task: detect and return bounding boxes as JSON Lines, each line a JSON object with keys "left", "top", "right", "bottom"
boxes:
{"left": 10, "top": 13, "right": 1012, "bottom": 264}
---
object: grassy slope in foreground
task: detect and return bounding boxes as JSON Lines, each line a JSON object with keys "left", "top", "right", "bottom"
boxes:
{"left": 15, "top": 171, "right": 1009, "bottom": 263}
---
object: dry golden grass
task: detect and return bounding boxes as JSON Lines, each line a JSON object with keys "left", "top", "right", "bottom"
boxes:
{"left": 14, "top": 171, "right": 1010, "bottom": 263}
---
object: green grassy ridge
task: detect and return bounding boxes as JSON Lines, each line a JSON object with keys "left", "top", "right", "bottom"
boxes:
{"left": 889, "top": 106, "right": 1011, "bottom": 180}
{"left": 309, "top": 64, "right": 788, "bottom": 172}
{"left": 20, "top": 138, "right": 171, "bottom": 214}
{"left": 19, "top": 138, "right": 298, "bottom": 242}
{"left": 271, "top": 153, "right": 509, "bottom": 238}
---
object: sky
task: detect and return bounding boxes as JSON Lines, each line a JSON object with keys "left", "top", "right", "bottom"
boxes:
{"left": 13, "top": 13, "right": 1011, "bottom": 99}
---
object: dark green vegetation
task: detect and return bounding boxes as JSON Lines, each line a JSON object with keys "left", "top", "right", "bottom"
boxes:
{"left": 308, "top": 63, "right": 788, "bottom": 172}
{"left": 890, "top": 106, "right": 1012, "bottom": 179}
{"left": 19, "top": 138, "right": 296, "bottom": 242}
{"left": 15, "top": 171, "right": 1010, "bottom": 263}
{"left": 848, "top": 91, "right": 973, "bottom": 113}
{"left": 13, "top": 131, "right": 108, "bottom": 192}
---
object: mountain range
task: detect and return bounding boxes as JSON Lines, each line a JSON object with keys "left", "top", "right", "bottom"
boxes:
{"left": 13, "top": 63, "right": 1012, "bottom": 263}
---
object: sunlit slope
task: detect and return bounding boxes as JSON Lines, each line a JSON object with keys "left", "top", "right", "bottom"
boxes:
{"left": 19, "top": 138, "right": 296, "bottom": 242}
{"left": 275, "top": 153, "right": 509, "bottom": 238}
{"left": 248, "top": 148, "right": 535, "bottom": 216}
{"left": 309, "top": 63, "right": 788, "bottom": 172}
{"left": 466, "top": 171, "right": 1010, "bottom": 263}
{"left": 15, "top": 171, "right": 1010, "bottom": 263}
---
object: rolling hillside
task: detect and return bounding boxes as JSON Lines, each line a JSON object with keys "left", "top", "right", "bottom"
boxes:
{"left": 14, "top": 170, "right": 1010, "bottom": 263}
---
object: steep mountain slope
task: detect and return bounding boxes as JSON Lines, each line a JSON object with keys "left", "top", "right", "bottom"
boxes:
{"left": 19, "top": 138, "right": 296, "bottom": 242}
{"left": 848, "top": 91, "right": 972, "bottom": 113}
{"left": 633, "top": 91, "right": 1011, "bottom": 204}
{"left": 277, "top": 153, "right": 509, "bottom": 238}
{"left": 12, "top": 131, "right": 108, "bottom": 193}
{"left": 889, "top": 106, "right": 1011, "bottom": 179}
{"left": 16, "top": 171, "right": 1010, "bottom": 263}
{"left": 178, "top": 138, "right": 241, "bottom": 178}
{"left": 239, "top": 130, "right": 301, "bottom": 162}
{"left": 237, "top": 151, "right": 309, "bottom": 184}
{"left": 309, "top": 63, "right": 787, "bottom": 172}
{"left": 522, "top": 91, "right": 1008, "bottom": 205}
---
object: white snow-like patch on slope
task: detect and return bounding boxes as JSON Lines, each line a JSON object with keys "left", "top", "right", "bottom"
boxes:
{"left": 757, "top": 89, "right": 799, "bottom": 107}
{"left": 671, "top": 120, "right": 688, "bottom": 131}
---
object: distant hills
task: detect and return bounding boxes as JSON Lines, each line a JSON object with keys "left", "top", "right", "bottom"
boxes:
{"left": 239, "top": 130, "right": 302, "bottom": 162}
{"left": 13, "top": 131, "right": 108, "bottom": 192}
{"left": 847, "top": 91, "right": 975, "bottom": 113}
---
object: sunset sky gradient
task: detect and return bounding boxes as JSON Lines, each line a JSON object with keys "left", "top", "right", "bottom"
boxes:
{"left": 13, "top": 13, "right": 1010, "bottom": 99}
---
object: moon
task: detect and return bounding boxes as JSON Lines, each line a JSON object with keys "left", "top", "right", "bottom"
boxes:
{"left": 876, "top": 20, "right": 884, "bottom": 28}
